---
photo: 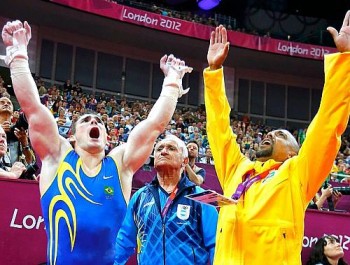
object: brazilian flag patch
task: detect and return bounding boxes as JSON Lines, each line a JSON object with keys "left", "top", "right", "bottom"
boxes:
{"left": 104, "top": 186, "right": 114, "bottom": 196}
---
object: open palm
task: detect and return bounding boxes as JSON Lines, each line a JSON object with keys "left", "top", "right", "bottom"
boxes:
{"left": 328, "top": 10, "right": 350, "bottom": 52}
{"left": 207, "top": 25, "right": 230, "bottom": 69}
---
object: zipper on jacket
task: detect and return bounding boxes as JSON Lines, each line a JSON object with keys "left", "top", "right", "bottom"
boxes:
{"left": 192, "top": 247, "right": 196, "bottom": 265}
{"left": 281, "top": 228, "right": 288, "bottom": 262}
{"left": 162, "top": 223, "right": 166, "bottom": 265}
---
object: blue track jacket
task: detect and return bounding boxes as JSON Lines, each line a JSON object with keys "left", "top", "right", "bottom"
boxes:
{"left": 115, "top": 175, "right": 218, "bottom": 265}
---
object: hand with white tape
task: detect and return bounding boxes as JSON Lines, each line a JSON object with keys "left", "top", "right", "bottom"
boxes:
{"left": 1, "top": 20, "right": 31, "bottom": 65}
{"left": 160, "top": 54, "right": 193, "bottom": 98}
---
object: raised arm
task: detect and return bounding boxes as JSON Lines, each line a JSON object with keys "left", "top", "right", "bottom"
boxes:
{"left": 294, "top": 11, "right": 350, "bottom": 201}
{"left": 204, "top": 26, "right": 247, "bottom": 187}
{"left": 185, "top": 165, "right": 205, "bottom": 185}
{"left": 1, "top": 21, "right": 63, "bottom": 162}
{"left": 110, "top": 54, "right": 192, "bottom": 175}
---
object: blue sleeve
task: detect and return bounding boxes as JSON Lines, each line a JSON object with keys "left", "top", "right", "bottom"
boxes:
{"left": 201, "top": 201, "right": 218, "bottom": 264}
{"left": 114, "top": 191, "right": 140, "bottom": 265}
{"left": 197, "top": 168, "right": 206, "bottom": 181}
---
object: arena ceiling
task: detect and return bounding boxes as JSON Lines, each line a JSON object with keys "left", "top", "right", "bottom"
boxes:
{"left": 157, "top": 0, "right": 350, "bottom": 23}
{"left": 1, "top": 0, "right": 348, "bottom": 81}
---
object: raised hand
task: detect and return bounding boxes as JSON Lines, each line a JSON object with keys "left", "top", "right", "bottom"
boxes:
{"left": 10, "top": 161, "right": 26, "bottom": 179}
{"left": 327, "top": 10, "right": 350, "bottom": 52}
{"left": 1, "top": 20, "right": 31, "bottom": 65}
{"left": 160, "top": 54, "right": 192, "bottom": 78}
{"left": 2, "top": 20, "right": 31, "bottom": 47}
{"left": 160, "top": 54, "right": 193, "bottom": 97}
{"left": 207, "top": 25, "right": 230, "bottom": 70}
{"left": 14, "top": 128, "right": 29, "bottom": 146}
{"left": 1, "top": 121, "right": 12, "bottom": 132}
{"left": 320, "top": 184, "right": 333, "bottom": 198}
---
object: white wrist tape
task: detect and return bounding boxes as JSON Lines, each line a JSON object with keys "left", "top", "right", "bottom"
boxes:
{"left": 160, "top": 83, "right": 179, "bottom": 104}
{"left": 0, "top": 44, "right": 28, "bottom": 66}
{"left": 9, "top": 59, "right": 31, "bottom": 78}
{"left": 0, "top": 28, "right": 29, "bottom": 66}
{"left": 163, "top": 64, "right": 193, "bottom": 98}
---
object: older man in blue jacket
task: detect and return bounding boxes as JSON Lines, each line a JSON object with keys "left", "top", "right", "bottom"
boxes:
{"left": 115, "top": 135, "right": 218, "bottom": 265}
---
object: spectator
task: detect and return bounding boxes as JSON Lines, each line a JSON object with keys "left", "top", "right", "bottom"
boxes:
{"left": 308, "top": 184, "right": 342, "bottom": 210}
{"left": 0, "top": 97, "right": 34, "bottom": 165}
{"left": 3, "top": 20, "right": 192, "bottom": 265}
{"left": 306, "top": 235, "right": 348, "bottom": 265}
{"left": 37, "top": 80, "right": 47, "bottom": 96}
{"left": 67, "top": 111, "right": 80, "bottom": 137}
{"left": 185, "top": 140, "right": 206, "bottom": 185}
{"left": 0, "top": 125, "right": 27, "bottom": 179}
{"left": 56, "top": 107, "right": 72, "bottom": 137}
{"left": 115, "top": 135, "right": 218, "bottom": 265}
{"left": 175, "top": 117, "right": 186, "bottom": 132}
{"left": 200, "top": 147, "right": 214, "bottom": 165}
{"left": 63, "top": 79, "right": 72, "bottom": 92}
{"left": 50, "top": 98, "right": 63, "bottom": 118}
{"left": 203, "top": 17, "right": 350, "bottom": 264}
{"left": 174, "top": 127, "right": 186, "bottom": 141}
{"left": 73, "top": 81, "right": 82, "bottom": 94}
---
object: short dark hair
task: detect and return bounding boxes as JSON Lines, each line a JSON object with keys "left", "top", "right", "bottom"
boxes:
{"left": 187, "top": 140, "right": 199, "bottom": 149}
{"left": 70, "top": 114, "right": 100, "bottom": 135}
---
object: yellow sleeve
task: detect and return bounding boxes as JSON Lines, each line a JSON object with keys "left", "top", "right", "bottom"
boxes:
{"left": 203, "top": 67, "right": 247, "bottom": 189}
{"left": 294, "top": 52, "right": 350, "bottom": 202}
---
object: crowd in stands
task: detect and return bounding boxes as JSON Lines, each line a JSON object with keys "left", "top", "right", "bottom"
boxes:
{"left": 1, "top": 73, "right": 350, "bottom": 185}
{"left": 32, "top": 76, "right": 350, "bottom": 179}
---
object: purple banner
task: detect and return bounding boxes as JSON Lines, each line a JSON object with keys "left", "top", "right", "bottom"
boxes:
{"left": 1, "top": 168, "right": 349, "bottom": 264}
{"left": 50, "top": 0, "right": 337, "bottom": 60}
{"left": 303, "top": 209, "right": 350, "bottom": 262}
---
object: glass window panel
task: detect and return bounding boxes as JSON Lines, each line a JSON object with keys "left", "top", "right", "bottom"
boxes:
{"left": 124, "top": 58, "right": 150, "bottom": 97}
{"left": 287, "top": 86, "right": 309, "bottom": 120}
{"left": 250, "top": 81, "right": 264, "bottom": 115}
{"left": 75, "top": 47, "right": 94, "bottom": 87}
{"left": 39, "top": 39, "right": 54, "bottom": 79}
{"left": 55, "top": 43, "right": 73, "bottom": 82}
{"left": 266, "top": 83, "right": 285, "bottom": 118}
{"left": 238, "top": 79, "right": 249, "bottom": 113}
{"left": 96, "top": 52, "right": 123, "bottom": 93}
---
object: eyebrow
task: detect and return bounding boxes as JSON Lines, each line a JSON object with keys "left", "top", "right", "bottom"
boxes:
{"left": 156, "top": 142, "right": 178, "bottom": 149}
{"left": 276, "top": 130, "right": 287, "bottom": 137}
{"left": 79, "top": 115, "right": 103, "bottom": 123}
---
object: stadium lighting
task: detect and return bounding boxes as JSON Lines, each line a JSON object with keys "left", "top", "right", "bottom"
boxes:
{"left": 197, "top": 0, "right": 221, "bottom": 10}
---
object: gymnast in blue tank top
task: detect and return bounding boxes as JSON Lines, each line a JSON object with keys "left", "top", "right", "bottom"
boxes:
{"left": 7, "top": 31, "right": 191, "bottom": 265}
{"left": 41, "top": 149, "right": 126, "bottom": 265}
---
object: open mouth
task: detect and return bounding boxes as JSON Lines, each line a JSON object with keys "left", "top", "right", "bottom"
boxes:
{"left": 89, "top": 127, "right": 100, "bottom": 139}
{"left": 261, "top": 139, "right": 271, "bottom": 146}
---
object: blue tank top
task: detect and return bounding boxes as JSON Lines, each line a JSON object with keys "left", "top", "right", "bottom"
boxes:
{"left": 41, "top": 149, "right": 126, "bottom": 265}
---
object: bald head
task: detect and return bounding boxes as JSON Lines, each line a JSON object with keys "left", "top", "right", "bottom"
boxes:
{"left": 256, "top": 129, "right": 299, "bottom": 163}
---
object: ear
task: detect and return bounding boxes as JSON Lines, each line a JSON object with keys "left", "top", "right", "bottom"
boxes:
{"left": 69, "top": 135, "right": 76, "bottom": 145}
{"left": 182, "top": 157, "right": 189, "bottom": 167}
{"left": 288, "top": 150, "right": 297, "bottom": 158}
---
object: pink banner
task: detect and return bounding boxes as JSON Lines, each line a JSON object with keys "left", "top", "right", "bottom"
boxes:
{"left": 0, "top": 179, "right": 46, "bottom": 265}
{"left": 1, "top": 169, "right": 349, "bottom": 264}
{"left": 303, "top": 210, "right": 350, "bottom": 263}
{"left": 50, "top": 0, "right": 337, "bottom": 60}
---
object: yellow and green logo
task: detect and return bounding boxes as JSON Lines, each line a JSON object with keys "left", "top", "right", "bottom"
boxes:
{"left": 104, "top": 186, "right": 114, "bottom": 196}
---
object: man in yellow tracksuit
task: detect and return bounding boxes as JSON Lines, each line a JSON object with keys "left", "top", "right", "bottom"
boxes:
{"left": 203, "top": 11, "right": 350, "bottom": 265}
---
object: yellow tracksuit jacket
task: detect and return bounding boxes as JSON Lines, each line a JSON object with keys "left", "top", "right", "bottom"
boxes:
{"left": 203, "top": 53, "right": 350, "bottom": 265}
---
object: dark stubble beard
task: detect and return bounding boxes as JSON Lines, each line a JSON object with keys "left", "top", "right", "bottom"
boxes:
{"left": 255, "top": 146, "right": 273, "bottom": 159}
